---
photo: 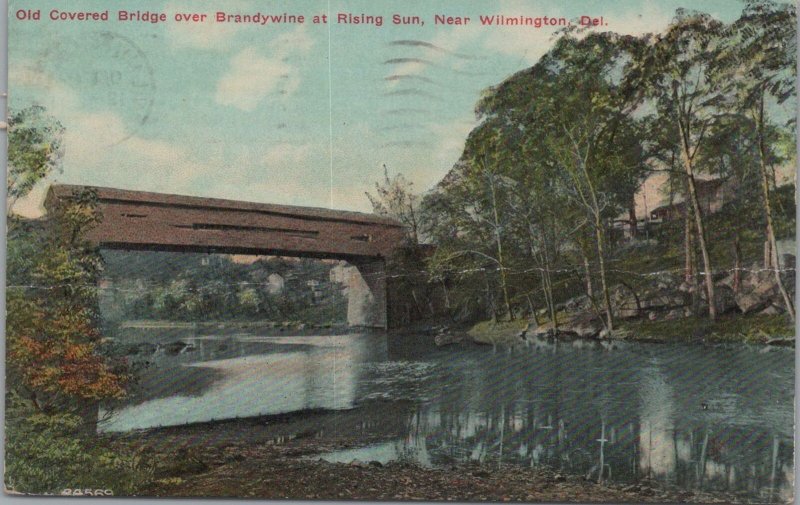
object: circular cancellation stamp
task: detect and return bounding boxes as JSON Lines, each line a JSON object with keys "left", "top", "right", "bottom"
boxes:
{"left": 27, "top": 30, "right": 156, "bottom": 146}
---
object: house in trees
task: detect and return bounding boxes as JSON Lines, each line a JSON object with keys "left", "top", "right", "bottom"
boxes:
{"left": 649, "top": 177, "right": 735, "bottom": 222}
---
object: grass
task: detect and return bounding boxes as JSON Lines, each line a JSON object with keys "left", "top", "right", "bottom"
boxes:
{"left": 618, "top": 313, "right": 794, "bottom": 344}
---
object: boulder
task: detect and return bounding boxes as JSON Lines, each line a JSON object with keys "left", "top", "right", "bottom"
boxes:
{"left": 530, "top": 321, "right": 556, "bottom": 339}
{"left": 740, "top": 264, "right": 779, "bottom": 298}
{"left": 734, "top": 292, "right": 770, "bottom": 314}
{"left": 717, "top": 271, "right": 736, "bottom": 289}
{"left": 630, "top": 285, "right": 688, "bottom": 312}
{"left": 614, "top": 293, "right": 641, "bottom": 319}
{"left": 760, "top": 304, "right": 784, "bottom": 316}
{"left": 560, "top": 312, "right": 603, "bottom": 339}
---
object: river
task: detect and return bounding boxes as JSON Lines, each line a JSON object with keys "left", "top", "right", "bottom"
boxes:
{"left": 100, "top": 328, "right": 794, "bottom": 502}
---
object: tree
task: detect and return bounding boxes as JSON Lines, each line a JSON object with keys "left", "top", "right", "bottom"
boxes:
{"left": 7, "top": 189, "right": 127, "bottom": 419}
{"left": 626, "top": 11, "right": 731, "bottom": 320}
{"left": 422, "top": 129, "right": 519, "bottom": 321}
{"left": 474, "top": 32, "right": 647, "bottom": 330}
{"left": 722, "top": 0, "right": 796, "bottom": 319}
{"left": 366, "top": 164, "right": 422, "bottom": 245}
{"left": 7, "top": 105, "right": 64, "bottom": 214}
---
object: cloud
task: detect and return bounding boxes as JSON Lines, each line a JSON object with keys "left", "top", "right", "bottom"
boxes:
{"left": 481, "top": 0, "right": 566, "bottom": 65}
{"left": 607, "top": 1, "right": 674, "bottom": 37}
{"left": 9, "top": 62, "right": 224, "bottom": 214}
{"left": 262, "top": 143, "right": 312, "bottom": 166}
{"left": 215, "top": 26, "right": 316, "bottom": 111}
{"left": 215, "top": 47, "right": 295, "bottom": 111}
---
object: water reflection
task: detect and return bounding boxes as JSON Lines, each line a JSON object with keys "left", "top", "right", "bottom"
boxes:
{"left": 101, "top": 329, "right": 794, "bottom": 501}
{"left": 100, "top": 333, "right": 388, "bottom": 431}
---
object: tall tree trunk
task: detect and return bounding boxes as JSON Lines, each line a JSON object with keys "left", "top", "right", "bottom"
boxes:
{"left": 530, "top": 227, "right": 557, "bottom": 329}
{"left": 538, "top": 237, "right": 557, "bottom": 329}
{"left": 540, "top": 270, "right": 552, "bottom": 322}
{"left": 582, "top": 251, "right": 594, "bottom": 300}
{"left": 733, "top": 234, "right": 742, "bottom": 294}
{"left": 676, "top": 116, "right": 717, "bottom": 321}
{"left": 526, "top": 295, "right": 540, "bottom": 326}
{"left": 684, "top": 205, "right": 694, "bottom": 284}
{"left": 487, "top": 171, "right": 513, "bottom": 321}
{"left": 764, "top": 240, "right": 772, "bottom": 269}
{"left": 593, "top": 213, "right": 614, "bottom": 331}
{"left": 755, "top": 92, "right": 795, "bottom": 320}
{"left": 483, "top": 269, "right": 497, "bottom": 321}
{"left": 629, "top": 199, "right": 637, "bottom": 239}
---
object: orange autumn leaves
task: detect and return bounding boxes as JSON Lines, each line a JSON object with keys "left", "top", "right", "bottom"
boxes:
{"left": 7, "top": 192, "right": 128, "bottom": 411}
{"left": 8, "top": 297, "right": 127, "bottom": 403}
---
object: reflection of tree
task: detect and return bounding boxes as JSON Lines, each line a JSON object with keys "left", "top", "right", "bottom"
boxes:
{"left": 343, "top": 344, "right": 792, "bottom": 501}
{"left": 637, "top": 365, "right": 677, "bottom": 479}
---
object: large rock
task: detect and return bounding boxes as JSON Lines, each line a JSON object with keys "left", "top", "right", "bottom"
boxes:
{"left": 613, "top": 292, "right": 641, "bottom": 319}
{"left": 734, "top": 292, "right": 770, "bottom": 314}
{"left": 560, "top": 312, "right": 604, "bottom": 339}
{"left": 760, "top": 304, "right": 784, "bottom": 316}
{"left": 741, "top": 263, "right": 779, "bottom": 298}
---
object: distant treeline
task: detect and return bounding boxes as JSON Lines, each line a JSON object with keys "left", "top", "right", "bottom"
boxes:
{"left": 100, "top": 251, "right": 348, "bottom": 324}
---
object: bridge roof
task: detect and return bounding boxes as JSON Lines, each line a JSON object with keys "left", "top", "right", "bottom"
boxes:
{"left": 44, "top": 184, "right": 406, "bottom": 260}
{"left": 46, "top": 184, "right": 402, "bottom": 228}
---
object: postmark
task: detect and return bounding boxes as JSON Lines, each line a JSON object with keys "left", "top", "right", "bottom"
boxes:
{"left": 27, "top": 30, "right": 156, "bottom": 146}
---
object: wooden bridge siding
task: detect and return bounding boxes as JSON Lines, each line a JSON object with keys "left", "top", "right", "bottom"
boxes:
{"left": 89, "top": 200, "right": 405, "bottom": 260}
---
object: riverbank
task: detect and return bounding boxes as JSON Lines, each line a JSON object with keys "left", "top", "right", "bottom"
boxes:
{"left": 116, "top": 319, "right": 348, "bottom": 331}
{"left": 456, "top": 312, "right": 794, "bottom": 348}
{"left": 120, "top": 415, "right": 742, "bottom": 503}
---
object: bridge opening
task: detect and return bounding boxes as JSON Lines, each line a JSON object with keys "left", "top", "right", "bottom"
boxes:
{"left": 99, "top": 251, "right": 361, "bottom": 332}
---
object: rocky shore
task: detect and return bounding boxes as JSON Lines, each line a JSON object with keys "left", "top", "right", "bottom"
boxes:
{"left": 432, "top": 262, "right": 795, "bottom": 348}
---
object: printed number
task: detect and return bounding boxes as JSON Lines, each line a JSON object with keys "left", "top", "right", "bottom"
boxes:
{"left": 61, "top": 489, "right": 113, "bottom": 496}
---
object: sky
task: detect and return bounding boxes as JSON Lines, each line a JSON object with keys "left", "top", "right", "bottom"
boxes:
{"left": 9, "top": 0, "right": 751, "bottom": 218}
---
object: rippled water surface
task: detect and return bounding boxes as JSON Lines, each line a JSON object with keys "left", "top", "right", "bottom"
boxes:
{"left": 101, "top": 328, "right": 794, "bottom": 502}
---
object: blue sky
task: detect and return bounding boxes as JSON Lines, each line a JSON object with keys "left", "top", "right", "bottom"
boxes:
{"left": 10, "top": 0, "right": 750, "bottom": 217}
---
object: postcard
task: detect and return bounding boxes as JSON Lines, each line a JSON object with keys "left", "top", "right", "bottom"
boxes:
{"left": 5, "top": 0, "right": 796, "bottom": 502}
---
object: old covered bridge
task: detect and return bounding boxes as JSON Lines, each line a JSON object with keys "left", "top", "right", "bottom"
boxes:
{"left": 45, "top": 184, "right": 407, "bottom": 329}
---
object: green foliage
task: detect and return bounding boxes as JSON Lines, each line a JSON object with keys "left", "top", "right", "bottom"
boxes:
{"left": 7, "top": 105, "right": 64, "bottom": 212}
{"left": 5, "top": 142, "right": 136, "bottom": 492}
{"left": 100, "top": 252, "right": 348, "bottom": 324}
{"left": 414, "top": 7, "right": 796, "bottom": 324}
{"left": 366, "top": 164, "right": 421, "bottom": 245}
{"left": 5, "top": 395, "right": 152, "bottom": 495}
